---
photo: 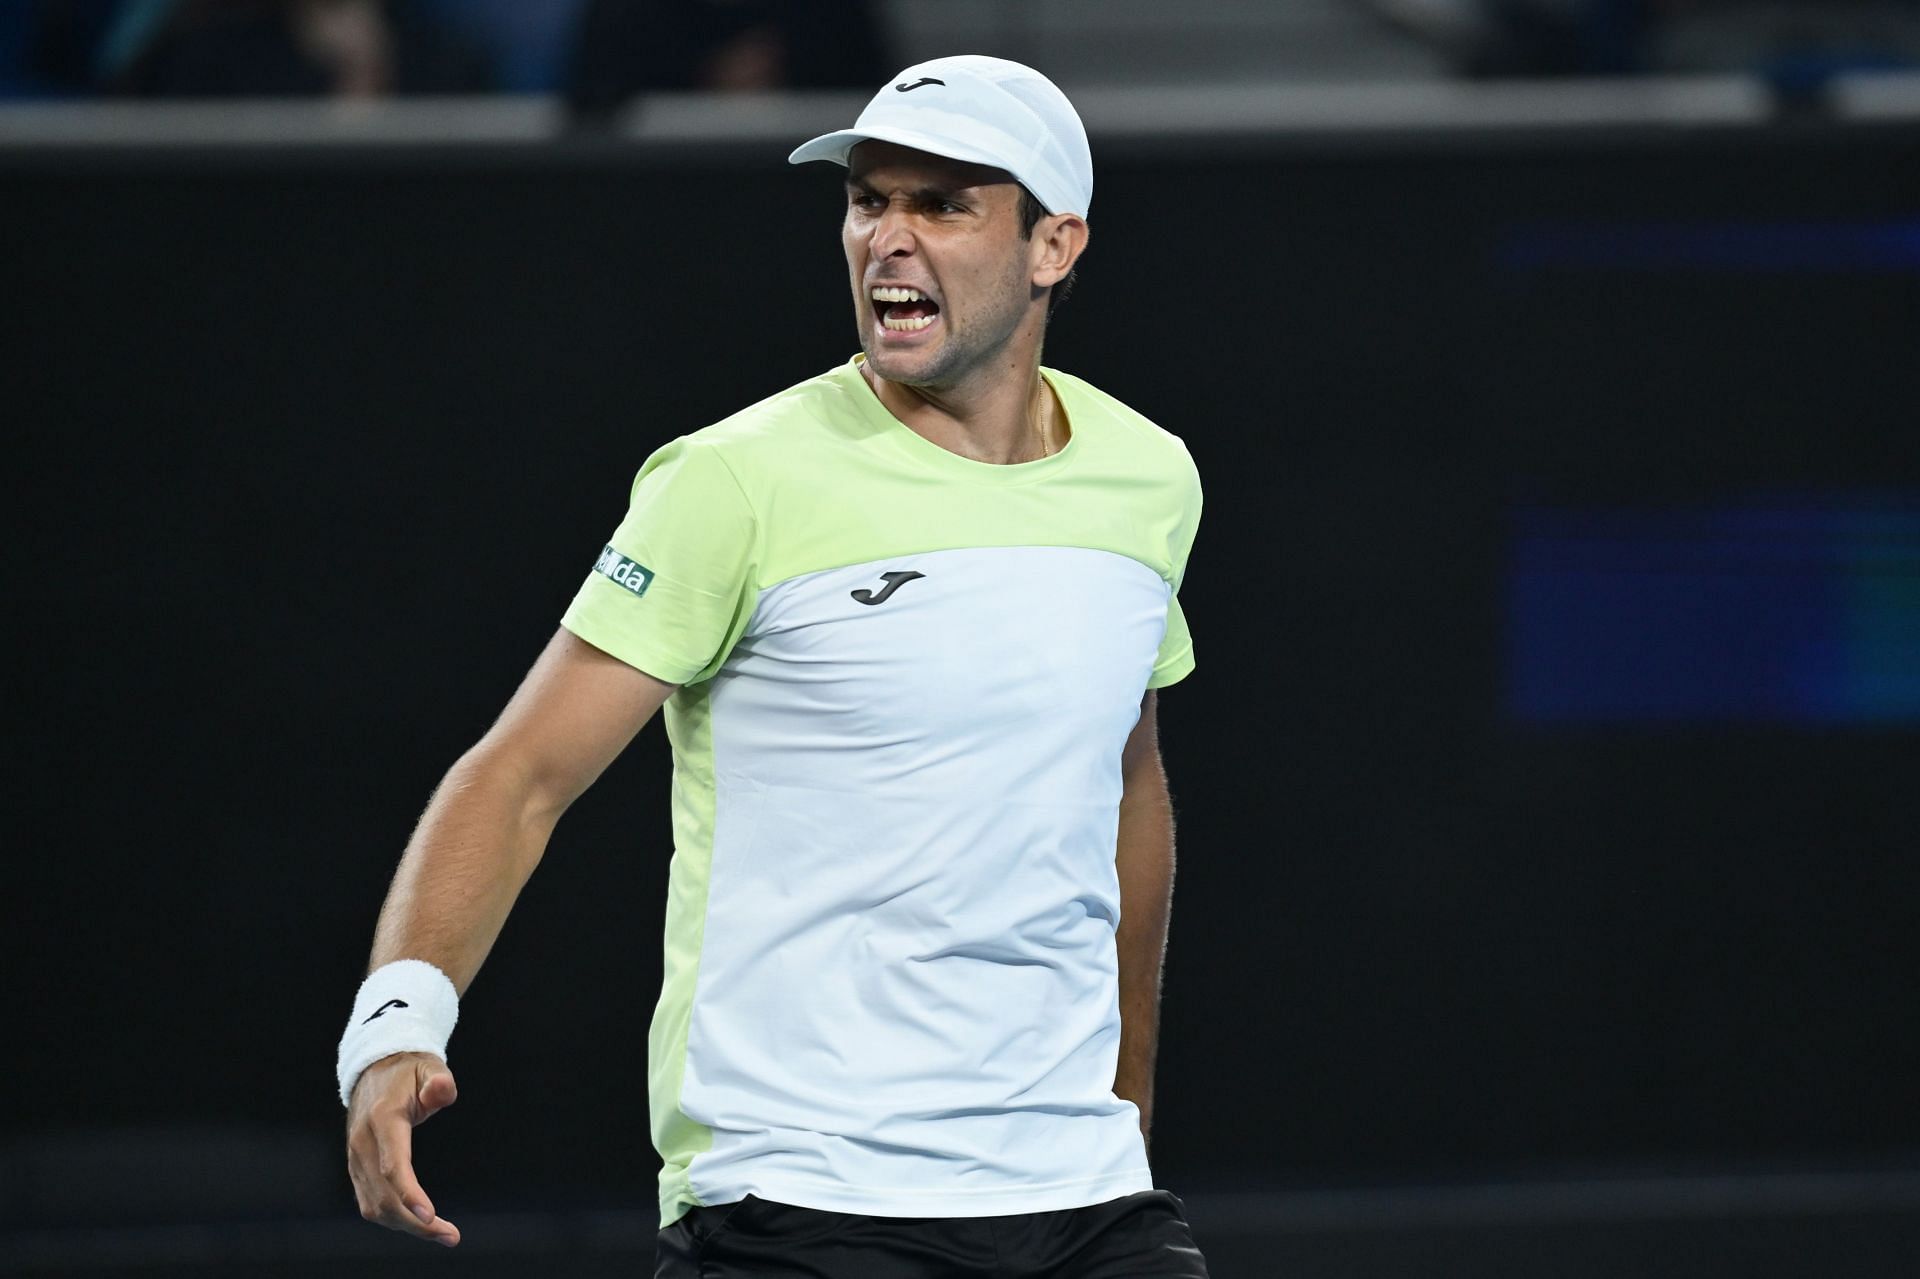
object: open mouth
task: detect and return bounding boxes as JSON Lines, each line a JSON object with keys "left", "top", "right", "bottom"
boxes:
{"left": 870, "top": 285, "right": 941, "bottom": 333}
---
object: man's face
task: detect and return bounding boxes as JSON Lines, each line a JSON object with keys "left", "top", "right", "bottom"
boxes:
{"left": 842, "top": 141, "right": 1038, "bottom": 388}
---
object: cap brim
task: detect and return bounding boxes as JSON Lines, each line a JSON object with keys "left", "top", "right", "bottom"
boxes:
{"left": 786, "top": 124, "right": 1019, "bottom": 177}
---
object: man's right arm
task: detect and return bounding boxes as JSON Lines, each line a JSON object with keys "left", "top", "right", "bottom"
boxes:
{"left": 344, "top": 625, "right": 677, "bottom": 1247}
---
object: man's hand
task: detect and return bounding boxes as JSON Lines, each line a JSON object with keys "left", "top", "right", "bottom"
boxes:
{"left": 345, "top": 1052, "right": 462, "bottom": 1248}
{"left": 340, "top": 633, "right": 675, "bottom": 1250}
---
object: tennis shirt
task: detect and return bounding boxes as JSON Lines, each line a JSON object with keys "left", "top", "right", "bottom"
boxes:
{"left": 560, "top": 355, "right": 1202, "bottom": 1228}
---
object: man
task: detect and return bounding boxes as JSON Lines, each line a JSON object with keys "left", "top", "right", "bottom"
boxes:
{"left": 338, "top": 54, "right": 1208, "bottom": 1277}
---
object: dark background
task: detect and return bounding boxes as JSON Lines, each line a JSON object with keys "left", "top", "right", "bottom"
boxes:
{"left": 6, "top": 123, "right": 1919, "bottom": 1272}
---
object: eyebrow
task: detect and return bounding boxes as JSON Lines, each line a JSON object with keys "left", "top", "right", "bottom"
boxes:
{"left": 844, "top": 177, "right": 975, "bottom": 203}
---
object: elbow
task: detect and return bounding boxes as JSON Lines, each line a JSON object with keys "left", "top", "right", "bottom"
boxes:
{"left": 447, "top": 742, "right": 573, "bottom": 833}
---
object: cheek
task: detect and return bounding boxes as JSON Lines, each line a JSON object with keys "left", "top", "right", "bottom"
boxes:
{"left": 956, "top": 251, "right": 1029, "bottom": 321}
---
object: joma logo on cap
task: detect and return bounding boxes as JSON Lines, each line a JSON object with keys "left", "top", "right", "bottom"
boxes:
{"left": 894, "top": 77, "right": 944, "bottom": 92}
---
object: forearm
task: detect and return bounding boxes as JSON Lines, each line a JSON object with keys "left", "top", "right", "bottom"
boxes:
{"left": 367, "top": 747, "right": 561, "bottom": 994}
{"left": 1113, "top": 760, "right": 1175, "bottom": 1148}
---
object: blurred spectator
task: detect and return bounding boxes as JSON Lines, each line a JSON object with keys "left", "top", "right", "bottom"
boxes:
{"left": 567, "top": 0, "right": 890, "bottom": 123}
{"left": 1651, "top": 0, "right": 1920, "bottom": 80}
{"left": 1, "top": 3, "right": 45, "bottom": 95}
{"left": 1373, "top": 0, "right": 1920, "bottom": 79}
{"left": 10, "top": 0, "right": 123, "bottom": 96}
{"left": 407, "top": 0, "right": 590, "bottom": 93}
{"left": 90, "top": 0, "right": 495, "bottom": 98}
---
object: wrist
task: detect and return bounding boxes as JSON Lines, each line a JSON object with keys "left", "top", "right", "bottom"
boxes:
{"left": 335, "top": 959, "right": 459, "bottom": 1107}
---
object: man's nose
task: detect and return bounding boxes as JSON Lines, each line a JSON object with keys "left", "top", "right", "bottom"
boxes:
{"left": 870, "top": 203, "right": 917, "bottom": 258}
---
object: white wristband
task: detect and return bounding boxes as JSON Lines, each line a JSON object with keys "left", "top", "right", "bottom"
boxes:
{"left": 336, "top": 959, "right": 460, "bottom": 1108}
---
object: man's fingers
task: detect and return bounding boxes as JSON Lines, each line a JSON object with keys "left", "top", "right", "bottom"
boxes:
{"left": 414, "top": 1062, "right": 457, "bottom": 1120}
{"left": 344, "top": 1055, "right": 463, "bottom": 1247}
{"left": 399, "top": 1192, "right": 461, "bottom": 1247}
{"left": 370, "top": 1107, "right": 460, "bottom": 1246}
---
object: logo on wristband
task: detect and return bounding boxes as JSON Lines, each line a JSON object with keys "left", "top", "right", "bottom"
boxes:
{"left": 363, "top": 998, "right": 410, "bottom": 1024}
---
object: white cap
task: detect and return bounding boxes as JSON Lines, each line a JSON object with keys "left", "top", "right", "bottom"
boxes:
{"left": 788, "top": 54, "right": 1092, "bottom": 218}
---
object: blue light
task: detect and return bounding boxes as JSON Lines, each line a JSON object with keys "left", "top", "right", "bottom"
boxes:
{"left": 1500, "top": 221, "right": 1920, "bottom": 274}
{"left": 1506, "top": 498, "right": 1920, "bottom": 725}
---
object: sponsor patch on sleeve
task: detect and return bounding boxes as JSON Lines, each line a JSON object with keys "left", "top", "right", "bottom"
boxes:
{"left": 593, "top": 544, "right": 655, "bottom": 597}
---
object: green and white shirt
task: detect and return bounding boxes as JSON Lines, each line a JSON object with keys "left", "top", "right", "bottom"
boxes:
{"left": 561, "top": 356, "right": 1201, "bottom": 1227}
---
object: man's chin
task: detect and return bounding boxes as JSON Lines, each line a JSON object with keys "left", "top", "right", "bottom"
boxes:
{"left": 862, "top": 345, "right": 948, "bottom": 388}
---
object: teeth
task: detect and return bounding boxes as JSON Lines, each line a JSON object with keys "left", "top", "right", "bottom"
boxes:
{"left": 882, "top": 314, "right": 936, "bottom": 331}
{"left": 869, "top": 286, "right": 928, "bottom": 303}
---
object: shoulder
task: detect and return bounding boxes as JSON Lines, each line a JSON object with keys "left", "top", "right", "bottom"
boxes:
{"left": 1052, "top": 368, "right": 1182, "bottom": 458}
{"left": 687, "top": 363, "right": 858, "bottom": 451}
{"left": 637, "top": 362, "right": 864, "bottom": 491}
{"left": 1048, "top": 368, "right": 1200, "bottom": 505}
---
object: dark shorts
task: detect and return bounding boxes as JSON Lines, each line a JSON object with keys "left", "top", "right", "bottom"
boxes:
{"left": 655, "top": 1188, "right": 1210, "bottom": 1278}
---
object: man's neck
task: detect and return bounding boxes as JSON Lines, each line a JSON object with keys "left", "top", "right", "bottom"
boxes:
{"left": 863, "top": 358, "right": 1065, "bottom": 465}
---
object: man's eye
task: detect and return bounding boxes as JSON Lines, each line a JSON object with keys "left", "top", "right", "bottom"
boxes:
{"left": 937, "top": 201, "right": 964, "bottom": 214}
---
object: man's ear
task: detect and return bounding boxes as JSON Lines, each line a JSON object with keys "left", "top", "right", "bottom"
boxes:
{"left": 1032, "top": 214, "right": 1089, "bottom": 289}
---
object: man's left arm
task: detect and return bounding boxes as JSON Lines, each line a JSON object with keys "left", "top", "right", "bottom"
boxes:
{"left": 1114, "top": 687, "right": 1176, "bottom": 1153}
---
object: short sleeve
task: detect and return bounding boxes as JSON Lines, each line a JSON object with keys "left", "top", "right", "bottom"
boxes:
{"left": 1147, "top": 595, "right": 1195, "bottom": 689}
{"left": 1145, "top": 442, "right": 1202, "bottom": 690}
{"left": 559, "top": 437, "right": 757, "bottom": 686}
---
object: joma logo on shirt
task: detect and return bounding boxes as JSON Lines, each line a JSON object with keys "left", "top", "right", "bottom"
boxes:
{"left": 593, "top": 545, "right": 655, "bottom": 596}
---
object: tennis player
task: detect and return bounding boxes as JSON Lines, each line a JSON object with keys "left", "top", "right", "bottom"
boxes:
{"left": 339, "top": 54, "right": 1208, "bottom": 1277}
